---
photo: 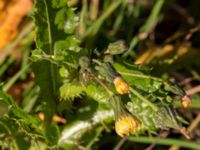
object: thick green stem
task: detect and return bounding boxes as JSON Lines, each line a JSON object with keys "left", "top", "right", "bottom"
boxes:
{"left": 128, "top": 136, "right": 200, "bottom": 150}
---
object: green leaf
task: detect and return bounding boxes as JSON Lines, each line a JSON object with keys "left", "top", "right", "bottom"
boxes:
{"left": 104, "top": 40, "right": 126, "bottom": 55}
{"left": 0, "top": 90, "right": 15, "bottom": 106}
{"left": 84, "top": 127, "right": 104, "bottom": 150}
{"left": 126, "top": 97, "right": 158, "bottom": 132}
{"left": 58, "top": 109, "right": 114, "bottom": 149}
{"left": 155, "top": 106, "right": 180, "bottom": 130}
{"left": 30, "top": 49, "right": 45, "bottom": 62}
{"left": 114, "top": 62, "right": 162, "bottom": 93}
{"left": 85, "top": 83, "right": 110, "bottom": 104}
{"left": 0, "top": 91, "right": 45, "bottom": 149}
{"left": 60, "top": 83, "right": 85, "bottom": 100}
{"left": 32, "top": 0, "right": 88, "bottom": 116}
{"left": 54, "top": 36, "right": 81, "bottom": 53}
{"left": 45, "top": 122, "right": 60, "bottom": 146}
{"left": 0, "top": 101, "right": 9, "bottom": 117}
{"left": 0, "top": 91, "right": 14, "bottom": 117}
{"left": 55, "top": 7, "right": 78, "bottom": 34}
{"left": 32, "top": 0, "right": 78, "bottom": 118}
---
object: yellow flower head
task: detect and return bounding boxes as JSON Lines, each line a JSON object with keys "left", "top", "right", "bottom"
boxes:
{"left": 109, "top": 95, "right": 142, "bottom": 137}
{"left": 115, "top": 114, "right": 142, "bottom": 137}
{"left": 113, "top": 76, "right": 129, "bottom": 95}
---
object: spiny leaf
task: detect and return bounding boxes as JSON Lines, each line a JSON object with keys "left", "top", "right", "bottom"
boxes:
{"left": 33, "top": 0, "right": 59, "bottom": 118}
{"left": 0, "top": 91, "right": 44, "bottom": 149}
{"left": 32, "top": 0, "right": 80, "bottom": 118}
{"left": 60, "top": 83, "right": 85, "bottom": 100}
{"left": 0, "top": 90, "right": 16, "bottom": 106}
{"left": 85, "top": 83, "right": 110, "bottom": 104}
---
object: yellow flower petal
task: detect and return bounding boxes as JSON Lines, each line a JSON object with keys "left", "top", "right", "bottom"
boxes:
{"left": 181, "top": 95, "right": 191, "bottom": 108}
{"left": 115, "top": 114, "right": 142, "bottom": 137}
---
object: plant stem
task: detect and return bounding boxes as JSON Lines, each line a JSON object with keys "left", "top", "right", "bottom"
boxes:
{"left": 93, "top": 76, "right": 113, "bottom": 96}
{"left": 82, "top": 0, "right": 122, "bottom": 39}
{"left": 128, "top": 136, "right": 200, "bottom": 150}
{"left": 188, "top": 113, "right": 200, "bottom": 132}
{"left": 86, "top": 70, "right": 114, "bottom": 95}
{"left": 123, "top": 0, "right": 165, "bottom": 57}
{"left": 3, "top": 64, "right": 30, "bottom": 92}
{"left": 0, "top": 56, "right": 15, "bottom": 76}
{"left": 129, "top": 87, "right": 158, "bottom": 111}
{"left": 79, "top": 0, "right": 87, "bottom": 35}
{"left": 170, "top": 113, "right": 200, "bottom": 149}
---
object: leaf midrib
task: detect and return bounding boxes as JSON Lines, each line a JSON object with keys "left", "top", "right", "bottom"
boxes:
{"left": 43, "top": 0, "right": 56, "bottom": 94}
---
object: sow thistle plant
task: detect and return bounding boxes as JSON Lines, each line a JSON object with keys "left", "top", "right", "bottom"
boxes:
{"left": 30, "top": 0, "right": 192, "bottom": 144}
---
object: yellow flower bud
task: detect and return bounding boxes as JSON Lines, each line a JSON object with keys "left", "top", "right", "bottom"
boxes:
{"left": 181, "top": 95, "right": 192, "bottom": 108}
{"left": 115, "top": 114, "right": 142, "bottom": 137}
{"left": 113, "top": 76, "right": 129, "bottom": 95}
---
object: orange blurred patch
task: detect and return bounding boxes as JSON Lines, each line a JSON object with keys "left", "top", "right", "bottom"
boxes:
{"left": 0, "top": 0, "right": 32, "bottom": 51}
{"left": 38, "top": 112, "right": 67, "bottom": 124}
{"left": 135, "top": 44, "right": 175, "bottom": 64}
